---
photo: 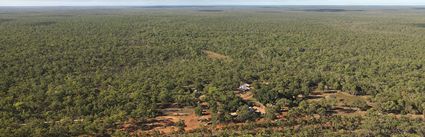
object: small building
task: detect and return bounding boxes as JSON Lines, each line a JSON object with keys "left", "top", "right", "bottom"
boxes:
{"left": 238, "top": 83, "right": 251, "bottom": 92}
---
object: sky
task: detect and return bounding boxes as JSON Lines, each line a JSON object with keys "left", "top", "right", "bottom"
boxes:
{"left": 1, "top": 0, "right": 425, "bottom": 6}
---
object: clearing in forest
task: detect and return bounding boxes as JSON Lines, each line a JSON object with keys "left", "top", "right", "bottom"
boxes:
{"left": 140, "top": 106, "right": 202, "bottom": 135}
{"left": 202, "top": 50, "right": 231, "bottom": 61}
{"left": 307, "top": 91, "right": 371, "bottom": 115}
{"left": 237, "top": 91, "right": 266, "bottom": 114}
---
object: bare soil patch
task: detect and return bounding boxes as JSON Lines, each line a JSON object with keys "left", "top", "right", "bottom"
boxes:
{"left": 140, "top": 106, "right": 202, "bottom": 135}
{"left": 202, "top": 50, "right": 230, "bottom": 61}
{"left": 237, "top": 91, "right": 266, "bottom": 114}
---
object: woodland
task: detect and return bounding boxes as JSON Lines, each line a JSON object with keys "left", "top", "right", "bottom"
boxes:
{"left": 1, "top": 6, "right": 425, "bottom": 136}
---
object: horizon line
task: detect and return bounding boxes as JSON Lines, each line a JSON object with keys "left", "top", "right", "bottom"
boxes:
{"left": 1, "top": 4, "right": 425, "bottom": 7}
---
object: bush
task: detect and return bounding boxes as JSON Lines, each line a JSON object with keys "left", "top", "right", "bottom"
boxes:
{"left": 351, "top": 99, "right": 369, "bottom": 111}
{"left": 265, "top": 105, "right": 279, "bottom": 120}
{"left": 176, "top": 120, "right": 186, "bottom": 133}
{"left": 236, "top": 105, "right": 260, "bottom": 122}
{"left": 379, "top": 101, "right": 402, "bottom": 113}
{"left": 195, "top": 105, "right": 203, "bottom": 116}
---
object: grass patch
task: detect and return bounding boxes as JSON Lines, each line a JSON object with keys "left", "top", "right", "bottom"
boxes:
{"left": 202, "top": 50, "right": 230, "bottom": 61}
{"left": 333, "top": 92, "right": 370, "bottom": 107}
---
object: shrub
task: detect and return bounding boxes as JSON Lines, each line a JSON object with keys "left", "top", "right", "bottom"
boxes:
{"left": 351, "top": 99, "right": 369, "bottom": 111}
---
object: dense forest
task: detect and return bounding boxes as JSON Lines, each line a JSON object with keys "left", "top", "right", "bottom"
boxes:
{"left": 1, "top": 6, "right": 425, "bottom": 136}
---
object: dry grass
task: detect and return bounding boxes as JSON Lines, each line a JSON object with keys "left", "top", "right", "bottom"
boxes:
{"left": 202, "top": 50, "right": 231, "bottom": 61}
{"left": 334, "top": 92, "right": 371, "bottom": 106}
{"left": 140, "top": 107, "right": 202, "bottom": 135}
{"left": 308, "top": 91, "right": 372, "bottom": 116}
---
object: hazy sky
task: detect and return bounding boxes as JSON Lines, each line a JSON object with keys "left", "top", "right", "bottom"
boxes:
{"left": 1, "top": 0, "right": 425, "bottom": 6}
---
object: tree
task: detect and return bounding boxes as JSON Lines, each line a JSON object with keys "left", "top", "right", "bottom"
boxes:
{"left": 235, "top": 105, "right": 259, "bottom": 122}
{"left": 380, "top": 101, "right": 402, "bottom": 113}
{"left": 332, "top": 81, "right": 342, "bottom": 90}
{"left": 158, "top": 90, "right": 172, "bottom": 104}
{"left": 318, "top": 82, "right": 325, "bottom": 91}
{"left": 194, "top": 105, "right": 203, "bottom": 116}
{"left": 422, "top": 103, "right": 425, "bottom": 116}
{"left": 351, "top": 99, "right": 369, "bottom": 111}
{"left": 176, "top": 120, "right": 185, "bottom": 133}
{"left": 276, "top": 98, "right": 292, "bottom": 108}
{"left": 265, "top": 105, "right": 279, "bottom": 120}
